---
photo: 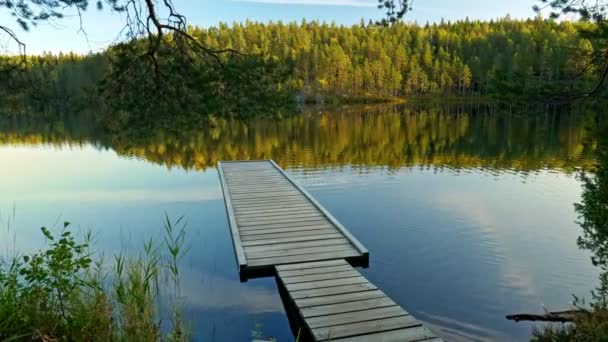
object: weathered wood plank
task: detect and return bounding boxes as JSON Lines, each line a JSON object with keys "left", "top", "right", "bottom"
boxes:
{"left": 228, "top": 181, "right": 293, "bottom": 190}
{"left": 216, "top": 161, "right": 247, "bottom": 272}
{"left": 241, "top": 233, "right": 345, "bottom": 247}
{"left": 236, "top": 206, "right": 319, "bottom": 215}
{"left": 243, "top": 239, "right": 351, "bottom": 254}
{"left": 225, "top": 173, "right": 285, "bottom": 179}
{"left": 236, "top": 212, "right": 324, "bottom": 224}
{"left": 226, "top": 179, "right": 290, "bottom": 184}
{"left": 226, "top": 181, "right": 291, "bottom": 187}
{"left": 248, "top": 250, "right": 359, "bottom": 268}
{"left": 228, "top": 187, "right": 295, "bottom": 195}
{"left": 231, "top": 196, "right": 308, "bottom": 205}
{"left": 313, "top": 315, "right": 421, "bottom": 341}
{"left": 229, "top": 191, "right": 300, "bottom": 199}
{"left": 225, "top": 171, "right": 284, "bottom": 176}
{"left": 232, "top": 199, "right": 311, "bottom": 208}
{"left": 240, "top": 225, "right": 338, "bottom": 236}
{"left": 284, "top": 275, "right": 369, "bottom": 292}
{"left": 305, "top": 306, "right": 407, "bottom": 329}
{"left": 230, "top": 194, "right": 305, "bottom": 202}
{"left": 239, "top": 223, "right": 335, "bottom": 233}
{"left": 329, "top": 326, "right": 438, "bottom": 342}
{"left": 240, "top": 229, "right": 338, "bottom": 241}
{"left": 238, "top": 218, "right": 330, "bottom": 228}
{"left": 222, "top": 166, "right": 273, "bottom": 171}
{"left": 289, "top": 283, "right": 378, "bottom": 300}
{"left": 232, "top": 202, "right": 314, "bottom": 211}
{"left": 274, "top": 260, "right": 442, "bottom": 341}
{"left": 294, "top": 289, "right": 385, "bottom": 307}
{"left": 276, "top": 259, "right": 347, "bottom": 271}
{"left": 275, "top": 263, "right": 354, "bottom": 277}
{"left": 245, "top": 244, "right": 354, "bottom": 259}
{"left": 301, "top": 297, "right": 397, "bottom": 318}
{"left": 234, "top": 206, "right": 318, "bottom": 216}
{"left": 281, "top": 270, "right": 360, "bottom": 284}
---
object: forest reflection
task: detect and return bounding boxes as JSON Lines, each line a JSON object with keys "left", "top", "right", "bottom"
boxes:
{"left": 0, "top": 103, "right": 598, "bottom": 172}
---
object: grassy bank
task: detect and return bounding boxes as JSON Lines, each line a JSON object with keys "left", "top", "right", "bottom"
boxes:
{"left": 0, "top": 215, "right": 188, "bottom": 341}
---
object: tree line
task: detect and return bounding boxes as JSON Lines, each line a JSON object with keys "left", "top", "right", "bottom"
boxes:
{"left": 0, "top": 17, "right": 604, "bottom": 114}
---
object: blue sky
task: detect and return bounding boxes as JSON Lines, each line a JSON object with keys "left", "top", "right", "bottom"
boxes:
{"left": 0, "top": 0, "right": 536, "bottom": 54}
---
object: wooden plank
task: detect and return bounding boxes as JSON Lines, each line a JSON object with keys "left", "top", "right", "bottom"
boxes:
{"left": 267, "top": 160, "right": 368, "bottom": 256}
{"left": 229, "top": 191, "right": 303, "bottom": 198}
{"left": 241, "top": 233, "right": 345, "bottom": 247}
{"left": 228, "top": 187, "right": 295, "bottom": 195}
{"left": 227, "top": 174, "right": 283, "bottom": 180}
{"left": 306, "top": 306, "right": 407, "bottom": 329}
{"left": 244, "top": 239, "right": 350, "bottom": 253}
{"left": 233, "top": 203, "right": 315, "bottom": 212}
{"left": 216, "top": 161, "right": 247, "bottom": 272}
{"left": 223, "top": 165, "right": 274, "bottom": 170}
{"left": 225, "top": 170, "right": 282, "bottom": 179}
{"left": 227, "top": 178, "right": 288, "bottom": 182}
{"left": 225, "top": 174, "right": 285, "bottom": 179}
{"left": 301, "top": 297, "right": 397, "bottom": 318}
{"left": 234, "top": 205, "right": 318, "bottom": 215}
{"left": 238, "top": 218, "right": 330, "bottom": 228}
{"left": 239, "top": 222, "right": 335, "bottom": 233}
{"left": 275, "top": 263, "right": 353, "bottom": 277}
{"left": 240, "top": 225, "right": 337, "bottom": 236}
{"left": 241, "top": 229, "right": 339, "bottom": 241}
{"left": 222, "top": 166, "right": 273, "bottom": 171}
{"left": 233, "top": 191, "right": 307, "bottom": 203}
{"left": 277, "top": 259, "right": 347, "bottom": 271}
{"left": 281, "top": 270, "right": 360, "bottom": 284}
{"left": 236, "top": 211, "right": 323, "bottom": 220}
{"left": 295, "top": 289, "right": 385, "bottom": 307}
{"left": 247, "top": 245, "right": 355, "bottom": 261}
{"left": 289, "top": 283, "right": 378, "bottom": 300}
{"left": 231, "top": 196, "right": 308, "bottom": 205}
{"left": 226, "top": 179, "right": 289, "bottom": 184}
{"left": 312, "top": 315, "right": 421, "bottom": 341}
{"left": 227, "top": 183, "right": 293, "bottom": 189}
{"left": 222, "top": 163, "right": 273, "bottom": 168}
{"left": 236, "top": 207, "right": 319, "bottom": 216}
{"left": 223, "top": 167, "right": 278, "bottom": 171}
{"left": 234, "top": 202, "right": 315, "bottom": 209}
{"left": 236, "top": 212, "right": 326, "bottom": 223}
{"left": 223, "top": 168, "right": 275, "bottom": 172}
{"left": 284, "top": 275, "right": 369, "bottom": 292}
{"left": 236, "top": 212, "right": 324, "bottom": 224}
{"left": 232, "top": 199, "right": 311, "bottom": 208}
{"left": 237, "top": 217, "right": 326, "bottom": 227}
{"left": 232, "top": 198, "right": 310, "bottom": 206}
{"left": 248, "top": 250, "right": 359, "bottom": 268}
{"left": 230, "top": 192, "right": 303, "bottom": 200}
{"left": 227, "top": 181, "right": 292, "bottom": 187}
{"left": 329, "top": 326, "right": 438, "bottom": 342}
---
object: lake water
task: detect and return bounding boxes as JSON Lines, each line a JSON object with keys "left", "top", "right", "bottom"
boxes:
{"left": 0, "top": 104, "right": 601, "bottom": 341}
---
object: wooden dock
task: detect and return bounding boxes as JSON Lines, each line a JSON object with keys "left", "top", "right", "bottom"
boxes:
{"left": 218, "top": 160, "right": 368, "bottom": 274}
{"left": 218, "top": 160, "right": 442, "bottom": 341}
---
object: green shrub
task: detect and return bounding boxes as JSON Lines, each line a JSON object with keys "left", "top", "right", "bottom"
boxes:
{"left": 0, "top": 215, "right": 187, "bottom": 341}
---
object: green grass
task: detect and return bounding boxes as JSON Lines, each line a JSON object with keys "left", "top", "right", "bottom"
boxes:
{"left": 0, "top": 213, "right": 188, "bottom": 341}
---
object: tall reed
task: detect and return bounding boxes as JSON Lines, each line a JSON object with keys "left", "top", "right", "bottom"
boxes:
{"left": 0, "top": 213, "right": 188, "bottom": 341}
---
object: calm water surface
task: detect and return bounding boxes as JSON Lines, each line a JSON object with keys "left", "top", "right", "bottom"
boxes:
{"left": 0, "top": 104, "right": 600, "bottom": 341}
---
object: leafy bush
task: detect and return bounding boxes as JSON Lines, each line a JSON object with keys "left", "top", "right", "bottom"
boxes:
{"left": 0, "top": 215, "right": 187, "bottom": 341}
